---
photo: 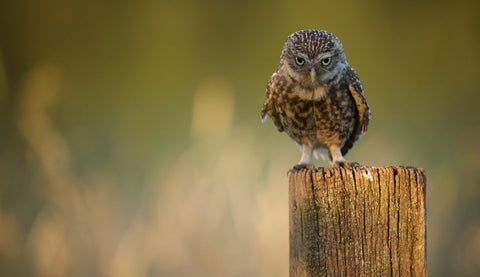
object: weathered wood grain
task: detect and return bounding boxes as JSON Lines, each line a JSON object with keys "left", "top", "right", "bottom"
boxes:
{"left": 289, "top": 166, "right": 426, "bottom": 277}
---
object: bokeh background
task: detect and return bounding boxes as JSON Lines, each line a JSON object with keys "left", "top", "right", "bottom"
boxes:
{"left": 1, "top": 0, "right": 479, "bottom": 276}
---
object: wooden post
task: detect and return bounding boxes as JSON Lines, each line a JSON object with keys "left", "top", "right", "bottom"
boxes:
{"left": 289, "top": 166, "right": 426, "bottom": 276}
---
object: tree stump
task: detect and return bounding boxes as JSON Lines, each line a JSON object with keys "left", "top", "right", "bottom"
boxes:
{"left": 289, "top": 166, "right": 426, "bottom": 276}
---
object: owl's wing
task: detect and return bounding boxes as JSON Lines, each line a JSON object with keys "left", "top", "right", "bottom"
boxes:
{"left": 261, "top": 72, "right": 284, "bottom": 132}
{"left": 342, "top": 65, "right": 371, "bottom": 155}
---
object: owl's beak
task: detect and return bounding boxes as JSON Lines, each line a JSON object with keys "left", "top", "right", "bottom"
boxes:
{"left": 310, "top": 69, "right": 317, "bottom": 83}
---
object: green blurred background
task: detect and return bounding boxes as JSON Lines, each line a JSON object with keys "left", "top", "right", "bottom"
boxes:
{"left": 1, "top": 0, "right": 479, "bottom": 276}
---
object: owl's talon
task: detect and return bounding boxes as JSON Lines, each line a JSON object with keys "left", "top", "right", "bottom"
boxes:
{"left": 334, "top": 161, "right": 360, "bottom": 168}
{"left": 349, "top": 161, "right": 360, "bottom": 167}
{"left": 287, "top": 164, "right": 314, "bottom": 174}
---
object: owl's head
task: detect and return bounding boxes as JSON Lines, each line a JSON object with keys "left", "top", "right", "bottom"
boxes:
{"left": 280, "top": 30, "right": 347, "bottom": 87}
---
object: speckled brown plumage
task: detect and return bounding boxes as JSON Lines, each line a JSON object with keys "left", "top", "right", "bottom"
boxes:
{"left": 261, "top": 30, "right": 370, "bottom": 170}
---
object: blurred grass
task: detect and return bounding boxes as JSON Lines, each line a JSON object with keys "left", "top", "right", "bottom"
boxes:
{"left": 1, "top": 0, "right": 480, "bottom": 276}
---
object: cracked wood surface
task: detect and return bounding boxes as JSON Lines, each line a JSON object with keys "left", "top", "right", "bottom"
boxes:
{"left": 289, "top": 166, "right": 426, "bottom": 277}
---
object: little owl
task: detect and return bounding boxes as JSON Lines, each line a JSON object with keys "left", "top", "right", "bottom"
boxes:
{"left": 261, "top": 29, "right": 370, "bottom": 170}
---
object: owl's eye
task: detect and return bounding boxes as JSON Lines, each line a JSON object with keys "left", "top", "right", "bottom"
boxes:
{"left": 295, "top": 57, "right": 305, "bottom": 65}
{"left": 321, "top": 57, "right": 332, "bottom": 66}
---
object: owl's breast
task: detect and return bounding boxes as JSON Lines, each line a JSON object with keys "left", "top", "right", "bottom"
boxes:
{"left": 275, "top": 89, "right": 317, "bottom": 146}
{"left": 313, "top": 88, "right": 356, "bottom": 147}
{"left": 276, "top": 85, "right": 356, "bottom": 147}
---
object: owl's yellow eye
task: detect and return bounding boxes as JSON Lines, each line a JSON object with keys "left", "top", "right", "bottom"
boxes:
{"left": 295, "top": 57, "right": 305, "bottom": 65}
{"left": 321, "top": 57, "right": 331, "bottom": 66}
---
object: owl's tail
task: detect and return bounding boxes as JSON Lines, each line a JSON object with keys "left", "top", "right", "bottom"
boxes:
{"left": 314, "top": 148, "right": 331, "bottom": 164}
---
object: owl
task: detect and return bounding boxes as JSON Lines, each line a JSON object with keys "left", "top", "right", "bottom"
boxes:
{"left": 261, "top": 30, "right": 370, "bottom": 170}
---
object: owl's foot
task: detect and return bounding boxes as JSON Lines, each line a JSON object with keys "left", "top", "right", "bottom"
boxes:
{"left": 287, "top": 163, "right": 315, "bottom": 175}
{"left": 329, "top": 146, "right": 360, "bottom": 169}
{"left": 334, "top": 161, "right": 360, "bottom": 168}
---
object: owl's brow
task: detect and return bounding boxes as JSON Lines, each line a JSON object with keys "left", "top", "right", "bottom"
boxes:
{"left": 316, "top": 51, "right": 336, "bottom": 60}
{"left": 294, "top": 52, "right": 309, "bottom": 59}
